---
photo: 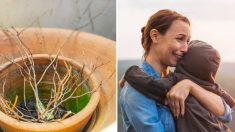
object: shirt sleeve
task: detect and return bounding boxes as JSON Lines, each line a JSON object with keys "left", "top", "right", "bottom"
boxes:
{"left": 124, "top": 66, "right": 173, "bottom": 104}
{"left": 120, "top": 83, "right": 165, "bottom": 132}
{"left": 217, "top": 98, "right": 233, "bottom": 123}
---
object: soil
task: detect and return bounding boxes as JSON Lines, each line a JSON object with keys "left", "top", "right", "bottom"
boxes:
{"left": 17, "top": 99, "right": 73, "bottom": 121}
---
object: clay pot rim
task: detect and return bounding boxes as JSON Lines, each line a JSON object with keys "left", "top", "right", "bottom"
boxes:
{"left": 0, "top": 54, "right": 100, "bottom": 130}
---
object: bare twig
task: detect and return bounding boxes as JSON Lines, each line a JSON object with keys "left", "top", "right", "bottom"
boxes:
{"left": 0, "top": 5, "right": 111, "bottom": 121}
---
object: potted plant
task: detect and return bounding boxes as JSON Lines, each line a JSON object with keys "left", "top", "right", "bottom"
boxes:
{"left": 0, "top": 28, "right": 115, "bottom": 131}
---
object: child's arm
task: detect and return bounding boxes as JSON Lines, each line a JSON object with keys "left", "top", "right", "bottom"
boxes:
{"left": 124, "top": 65, "right": 185, "bottom": 104}
{"left": 119, "top": 75, "right": 125, "bottom": 88}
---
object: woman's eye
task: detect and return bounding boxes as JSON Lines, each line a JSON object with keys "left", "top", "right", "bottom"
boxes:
{"left": 176, "top": 37, "right": 189, "bottom": 45}
{"left": 176, "top": 38, "right": 184, "bottom": 41}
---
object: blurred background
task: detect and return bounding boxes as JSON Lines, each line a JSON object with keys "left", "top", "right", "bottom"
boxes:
{"left": 0, "top": 0, "right": 116, "bottom": 40}
{"left": 118, "top": 0, "right": 235, "bottom": 131}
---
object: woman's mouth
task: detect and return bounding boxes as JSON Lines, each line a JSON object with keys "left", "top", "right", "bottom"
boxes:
{"left": 173, "top": 52, "right": 183, "bottom": 60}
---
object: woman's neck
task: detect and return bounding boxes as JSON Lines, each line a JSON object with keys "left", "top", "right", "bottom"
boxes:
{"left": 146, "top": 55, "right": 168, "bottom": 77}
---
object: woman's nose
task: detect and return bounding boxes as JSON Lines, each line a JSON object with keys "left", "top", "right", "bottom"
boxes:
{"left": 180, "top": 43, "right": 188, "bottom": 53}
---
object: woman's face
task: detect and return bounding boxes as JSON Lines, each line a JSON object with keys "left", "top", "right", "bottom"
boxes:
{"left": 153, "top": 20, "right": 191, "bottom": 67}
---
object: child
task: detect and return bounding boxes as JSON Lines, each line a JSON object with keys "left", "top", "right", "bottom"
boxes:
{"left": 120, "top": 40, "right": 235, "bottom": 132}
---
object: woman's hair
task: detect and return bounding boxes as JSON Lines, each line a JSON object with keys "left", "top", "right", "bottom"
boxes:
{"left": 141, "top": 9, "right": 190, "bottom": 58}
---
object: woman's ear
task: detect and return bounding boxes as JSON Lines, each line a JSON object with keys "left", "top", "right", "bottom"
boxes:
{"left": 150, "top": 29, "right": 160, "bottom": 44}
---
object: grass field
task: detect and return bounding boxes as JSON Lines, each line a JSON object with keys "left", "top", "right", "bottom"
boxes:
{"left": 118, "top": 60, "right": 235, "bottom": 131}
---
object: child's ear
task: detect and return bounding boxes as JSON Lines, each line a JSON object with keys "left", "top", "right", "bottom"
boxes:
{"left": 150, "top": 29, "right": 160, "bottom": 44}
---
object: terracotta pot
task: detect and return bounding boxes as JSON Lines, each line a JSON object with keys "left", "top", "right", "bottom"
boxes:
{"left": 0, "top": 28, "right": 116, "bottom": 132}
{"left": 0, "top": 54, "right": 100, "bottom": 132}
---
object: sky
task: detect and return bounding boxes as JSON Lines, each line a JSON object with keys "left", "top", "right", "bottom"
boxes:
{"left": 117, "top": 0, "right": 235, "bottom": 62}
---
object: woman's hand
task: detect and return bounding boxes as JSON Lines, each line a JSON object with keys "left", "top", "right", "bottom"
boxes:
{"left": 166, "top": 79, "right": 225, "bottom": 118}
{"left": 166, "top": 79, "right": 192, "bottom": 118}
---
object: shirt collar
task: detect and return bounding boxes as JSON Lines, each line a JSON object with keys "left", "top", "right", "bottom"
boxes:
{"left": 141, "top": 60, "right": 160, "bottom": 79}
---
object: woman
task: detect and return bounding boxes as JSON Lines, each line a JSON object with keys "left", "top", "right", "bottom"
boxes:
{"left": 119, "top": 9, "right": 232, "bottom": 132}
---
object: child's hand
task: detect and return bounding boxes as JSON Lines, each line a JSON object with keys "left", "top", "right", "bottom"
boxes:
{"left": 232, "top": 106, "right": 235, "bottom": 112}
{"left": 119, "top": 76, "right": 126, "bottom": 88}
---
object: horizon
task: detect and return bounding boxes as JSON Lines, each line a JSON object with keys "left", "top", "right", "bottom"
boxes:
{"left": 118, "top": 0, "right": 235, "bottom": 62}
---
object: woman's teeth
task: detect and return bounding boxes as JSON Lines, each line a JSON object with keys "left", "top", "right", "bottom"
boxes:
{"left": 173, "top": 53, "right": 182, "bottom": 59}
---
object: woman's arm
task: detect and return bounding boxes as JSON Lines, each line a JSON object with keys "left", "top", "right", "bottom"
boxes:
{"left": 166, "top": 79, "right": 225, "bottom": 118}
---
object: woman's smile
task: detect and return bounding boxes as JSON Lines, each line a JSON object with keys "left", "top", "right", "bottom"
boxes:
{"left": 173, "top": 52, "right": 183, "bottom": 61}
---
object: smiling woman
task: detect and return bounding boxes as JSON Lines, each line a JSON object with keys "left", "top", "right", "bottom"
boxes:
{"left": 147, "top": 20, "right": 190, "bottom": 68}
{"left": 119, "top": 10, "right": 192, "bottom": 132}
{"left": 119, "top": 9, "right": 232, "bottom": 132}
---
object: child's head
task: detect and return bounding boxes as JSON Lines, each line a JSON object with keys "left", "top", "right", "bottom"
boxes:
{"left": 175, "top": 40, "right": 221, "bottom": 83}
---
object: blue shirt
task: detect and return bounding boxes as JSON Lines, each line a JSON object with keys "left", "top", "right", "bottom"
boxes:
{"left": 120, "top": 60, "right": 175, "bottom": 132}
